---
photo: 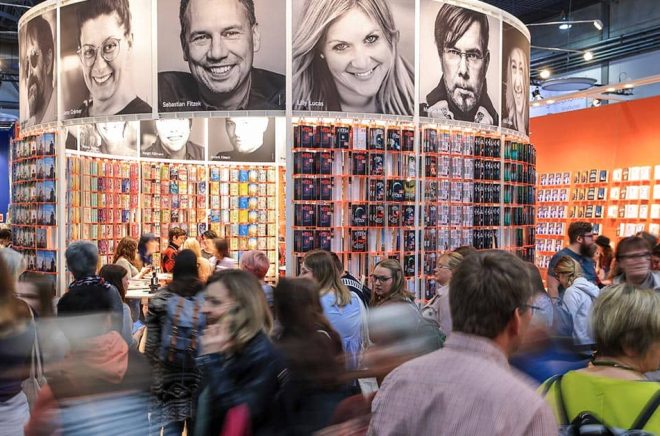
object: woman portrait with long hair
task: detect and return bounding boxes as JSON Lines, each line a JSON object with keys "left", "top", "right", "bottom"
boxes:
{"left": 502, "top": 39, "right": 529, "bottom": 134}
{"left": 293, "top": 0, "right": 414, "bottom": 115}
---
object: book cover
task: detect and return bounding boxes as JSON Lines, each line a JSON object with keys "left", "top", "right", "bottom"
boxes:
{"left": 350, "top": 230, "right": 367, "bottom": 252}
{"left": 404, "top": 230, "right": 416, "bottom": 252}
{"left": 368, "top": 128, "right": 385, "bottom": 150}
{"left": 353, "top": 127, "right": 367, "bottom": 150}
{"left": 369, "top": 180, "right": 385, "bottom": 202}
{"left": 369, "top": 153, "right": 384, "bottom": 176}
{"left": 295, "top": 125, "right": 314, "bottom": 148}
{"left": 352, "top": 153, "right": 367, "bottom": 176}
{"left": 403, "top": 255, "right": 416, "bottom": 276}
{"left": 295, "top": 151, "right": 316, "bottom": 175}
{"left": 387, "top": 179, "right": 404, "bottom": 202}
{"left": 317, "top": 151, "right": 333, "bottom": 175}
{"left": 369, "top": 204, "right": 385, "bottom": 227}
{"left": 425, "top": 156, "right": 438, "bottom": 177}
{"left": 295, "top": 204, "right": 315, "bottom": 227}
{"left": 315, "top": 125, "right": 333, "bottom": 148}
{"left": 316, "top": 230, "right": 333, "bottom": 251}
{"left": 425, "top": 205, "right": 438, "bottom": 226}
{"left": 387, "top": 129, "right": 401, "bottom": 151}
{"left": 318, "top": 178, "right": 333, "bottom": 201}
{"left": 403, "top": 206, "right": 415, "bottom": 226}
{"left": 404, "top": 180, "right": 416, "bottom": 202}
{"left": 351, "top": 204, "right": 367, "bottom": 226}
{"left": 402, "top": 129, "right": 414, "bottom": 152}
{"left": 295, "top": 178, "right": 316, "bottom": 201}
{"left": 424, "top": 129, "right": 437, "bottom": 152}
{"left": 317, "top": 204, "right": 333, "bottom": 227}
{"left": 294, "top": 230, "right": 315, "bottom": 252}
{"left": 387, "top": 205, "right": 401, "bottom": 226}
{"left": 335, "top": 126, "right": 352, "bottom": 149}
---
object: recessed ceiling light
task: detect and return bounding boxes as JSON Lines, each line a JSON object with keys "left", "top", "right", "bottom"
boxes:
{"left": 532, "top": 102, "right": 541, "bottom": 107}
{"left": 540, "top": 69, "right": 551, "bottom": 79}
{"left": 606, "top": 87, "right": 616, "bottom": 92}
{"left": 583, "top": 51, "right": 594, "bottom": 61}
{"left": 624, "top": 83, "right": 634, "bottom": 88}
{"left": 559, "top": 23, "right": 572, "bottom": 30}
{"left": 593, "top": 20, "right": 603, "bottom": 30}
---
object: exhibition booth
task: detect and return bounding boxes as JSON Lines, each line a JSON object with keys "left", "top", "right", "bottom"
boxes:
{"left": 12, "top": 0, "right": 535, "bottom": 295}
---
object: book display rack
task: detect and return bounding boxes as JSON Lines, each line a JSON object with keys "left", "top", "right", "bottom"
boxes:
{"left": 10, "top": 133, "right": 58, "bottom": 276}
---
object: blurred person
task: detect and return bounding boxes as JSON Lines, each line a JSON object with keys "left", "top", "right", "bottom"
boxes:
{"left": 99, "top": 264, "right": 142, "bottom": 347}
{"left": 541, "top": 284, "right": 660, "bottom": 432}
{"left": 635, "top": 231, "right": 658, "bottom": 250}
{"left": 22, "top": 15, "right": 55, "bottom": 127}
{"left": 161, "top": 227, "right": 187, "bottom": 273}
{"left": 74, "top": 0, "right": 151, "bottom": 117}
{"left": 547, "top": 221, "right": 598, "bottom": 298}
{"left": 194, "top": 270, "right": 287, "bottom": 435}
{"left": 612, "top": 236, "right": 660, "bottom": 291}
{"left": 330, "top": 252, "right": 371, "bottom": 307}
{"left": 64, "top": 241, "right": 124, "bottom": 336}
{"left": 300, "top": 250, "right": 364, "bottom": 370}
{"left": 199, "top": 230, "right": 217, "bottom": 260}
{"left": 209, "top": 238, "right": 237, "bottom": 271}
{"left": 181, "top": 237, "right": 213, "bottom": 283}
{"left": 595, "top": 235, "right": 614, "bottom": 284}
{"left": 138, "top": 233, "right": 159, "bottom": 268}
{"left": 25, "top": 286, "right": 152, "bottom": 435}
{"left": 113, "top": 236, "right": 152, "bottom": 279}
{"left": 0, "top": 254, "right": 34, "bottom": 434}
{"left": 273, "top": 277, "right": 346, "bottom": 434}
{"left": 453, "top": 245, "right": 478, "bottom": 258}
{"left": 145, "top": 250, "right": 204, "bottom": 435}
{"left": 526, "top": 262, "right": 553, "bottom": 330}
{"left": 653, "top": 244, "right": 660, "bottom": 271}
{"left": 240, "top": 250, "right": 274, "bottom": 309}
{"left": 553, "top": 256, "right": 599, "bottom": 349}
{"left": 368, "top": 251, "right": 556, "bottom": 435}
{"left": 0, "top": 228, "right": 12, "bottom": 248}
{"left": 422, "top": 251, "right": 463, "bottom": 334}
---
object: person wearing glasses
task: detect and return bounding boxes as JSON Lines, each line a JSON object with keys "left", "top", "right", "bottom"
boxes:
{"left": 553, "top": 256, "right": 599, "bottom": 349}
{"left": 22, "top": 14, "right": 56, "bottom": 127}
{"left": 369, "top": 259, "right": 415, "bottom": 307}
{"left": 611, "top": 236, "right": 660, "bottom": 291}
{"left": 422, "top": 251, "right": 463, "bottom": 334}
{"left": 421, "top": 3, "right": 498, "bottom": 125}
{"left": 73, "top": 0, "right": 151, "bottom": 117}
{"left": 547, "top": 221, "right": 598, "bottom": 299}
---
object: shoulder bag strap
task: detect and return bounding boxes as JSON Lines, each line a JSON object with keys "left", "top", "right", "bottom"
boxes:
{"left": 554, "top": 375, "right": 571, "bottom": 425}
{"left": 631, "top": 390, "right": 660, "bottom": 430}
{"left": 190, "top": 298, "right": 201, "bottom": 352}
{"left": 168, "top": 297, "right": 185, "bottom": 362}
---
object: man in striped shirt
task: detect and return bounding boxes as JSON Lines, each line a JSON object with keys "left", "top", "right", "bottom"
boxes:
{"left": 368, "top": 251, "right": 556, "bottom": 435}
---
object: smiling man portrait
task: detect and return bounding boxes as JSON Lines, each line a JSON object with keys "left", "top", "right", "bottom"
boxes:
{"left": 159, "top": 0, "right": 285, "bottom": 112}
{"left": 21, "top": 14, "right": 56, "bottom": 127}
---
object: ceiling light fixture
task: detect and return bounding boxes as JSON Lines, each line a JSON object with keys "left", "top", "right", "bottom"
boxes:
{"left": 527, "top": 19, "right": 604, "bottom": 31}
{"left": 606, "top": 87, "right": 616, "bottom": 92}
{"left": 540, "top": 69, "right": 551, "bottom": 79}
{"left": 624, "top": 83, "right": 635, "bottom": 89}
{"left": 593, "top": 20, "right": 604, "bottom": 30}
{"left": 583, "top": 51, "right": 594, "bottom": 61}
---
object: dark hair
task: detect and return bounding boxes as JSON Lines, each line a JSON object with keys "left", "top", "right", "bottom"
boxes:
{"left": 202, "top": 229, "right": 218, "bottom": 240}
{"left": 434, "top": 3, "right": 489, "bottom": 54}
{"left": 454, "top": 245, "right": 478, "bottom": 258}
{"left": 0, "top": 228, "right": 10, "bottom": 240}
{"left": 329, "top": 251, "right": 343, "bottom": 272}
{"left": 653, "top": 244, "right": 660, "bottom": 257}
{"left": 616, "top": 236, "right": 652, "bottom": 260}
{"left": 99, "top": 264, "right": 128, "bottom": 301}
{"left": 168, "top": 227, "right": 187, "bottom": 243}
{"left": 112, "top": 236, "right": 137, "bottom": 265}
{"left": 214, "top": 238, "right": 230, "bottom": 259}
{"left": 169, "top": 249, "right": 202, "bottom": 297}
{"left": 179, "top": 0, "right": 256, "bottom": 53}
{"left": 450, "top": 251, "right": 533, "bottom": 339}
{"left": 525, "top": 262, "right": 545, "bottom": 295}
{"left": 25, "top": 15, "right": 54, "bottom": 78}
{"left": 567, "top": 221, "right": 593, "bottom": 244}
{"left": 138, "top": 233, "right": 157, "bottom": 266}
{"left": 635, "top": 231, "right": 658, "bottom": 250}
{"left": 65, "top": 240, "right": 98, "bottom": 279}
{"left": 76, "top": 0, "right": 132, "bottom": 45}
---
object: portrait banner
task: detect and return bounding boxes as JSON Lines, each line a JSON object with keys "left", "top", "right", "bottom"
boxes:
{"left": 78, "top": 121, "right": 139, "bottom": 158}
{"left": 291, "top": 0, "right": 415, "bottom": 116}
{"left": 158, "top": 0, "right": 286, "bottom": 113}
{"left": 140, "top": 118, "right": 207, "bottom": 161}
{"left": 419, "top": 0, "right": 501, "bottom": 126}
{"left": 502, "top": 22, "right": 530, "bottom": 136}
{"left": 208, "top": 116, "right": 276, "bottom": 163}
{"left": 59, "top": 0, "right": 154, "bottom": 120}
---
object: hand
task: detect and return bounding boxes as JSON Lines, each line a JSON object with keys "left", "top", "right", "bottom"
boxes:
{"left": 474, "top": 106, "right": 494, "bottom": 125}
{"left": 426, "top": 100, "right": 454, "bottom": 120}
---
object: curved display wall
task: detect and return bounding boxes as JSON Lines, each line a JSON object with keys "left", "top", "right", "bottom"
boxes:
{"left": 15, "top": 0, "right": 534, "bottom": 296}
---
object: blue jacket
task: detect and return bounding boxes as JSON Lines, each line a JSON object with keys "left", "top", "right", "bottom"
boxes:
{"left": 557, "top": 277, "right": 600, "bottom": 345}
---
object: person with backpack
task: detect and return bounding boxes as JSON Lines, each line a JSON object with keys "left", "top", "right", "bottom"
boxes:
{"left": 145, "top": 249, "right": 205, "bottom": 436}
{"left": 541, "top": 283, "right": 660, "bottom": 433}
{"left": 553, "top": 256, "right": 600, "bottom": 349}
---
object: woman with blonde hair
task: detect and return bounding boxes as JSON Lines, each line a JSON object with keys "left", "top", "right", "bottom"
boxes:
{"left": 542, "top": 284, "right": 660, "bottom": 432}
{"left": 502, "top": 46, "right": 529, "bottom": 135}
{"left": 194, "top": 270, "right": 281, "bottom": 435}
{"left": 554, "top": 256, "right": 600, "bottom": 348}
{"left": 292, "top": 0, "right": 414, "bottom": 115}
{"left": 113, "top": 236, "right": 151, "bottom": 279}
{"left": 181, "top": 237, "right": 212, "bottom": 283}
{"left": 370, "top": 258, "right": 413, "bottom": 307}
{"left": 301, "top": 250, "right": 363, "bottom": 370}
{"left": 422, "top": 251, "right": 463, "bottom": 334}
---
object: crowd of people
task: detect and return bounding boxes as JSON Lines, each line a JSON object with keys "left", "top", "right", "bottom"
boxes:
{"left": 0, "top": 222, "right": 658, "bottom": 435}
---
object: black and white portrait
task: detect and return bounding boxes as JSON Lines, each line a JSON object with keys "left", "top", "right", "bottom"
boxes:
{"left": 59, "top": 0, "right": 153, "bottom": 120}
{"left": 208, "top": 117, "right": 275, "bottom": 162}
{"left": 420, "top": 1, "right": 500, "bottom": 125}
{"left": 292, "top": 0, "right": 414, "bottom": 115}
{"left": 78, "top": 121, "right": 139, "bottom": 157}
{"left": 158, "top": 0, "right": 285, "bottom": 112}
{"left": 19, "top": 9, "right": 57, "bottom": 128}
{"left": 140, "top": 118, "right": 207, "bottom": 161}
{"left": 502, "top": 22, "right": 530, "bottom": 135}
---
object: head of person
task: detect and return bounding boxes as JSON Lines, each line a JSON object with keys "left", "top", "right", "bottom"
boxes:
{"left": 435, "top": 251, "right": 464, "bottom": 287}
{"left": 453, "top": 245, "right": 478, "bottom": 258}
{"left": 95, "top": 122, "right": 129, "bottom": 154}
{"left": 615, "top": 236, "right": 653, "bottom": 285}
{"left": 57, "top": 285, "right": 116, "bottom": 341}
{"left": 200, "top": 230, "right": 218, "bottom": 253}
{"left": 113, "top": 236, "right": 137, "bottom": 265}
{"left": 329, "top": 252, "right": 345, "bottom": 276}
{"left": 213, "top": 238, "right": 231, "bottom": 259}
{"left": 179, "top": 0, "right": 258, "bottom": 104}
{"left": 0, "top": 248, "right": 26, "bottom": 282}
{"left": 525, "top": 262, "right": 545, "bottom": 295}
{"left": 635, "top": 231, "right": 658, "bottom": 250}
{"left": 592, "top": 284, "right": 660, "bottom": 373}
{"left": 138, "top": 233, "right": 158, "bottom": 264}
{"left": 370, "top": 258, "right": 411, "bottom": 305}
{"left": 504, "top": 46, "right": 528, "bottom": 130}
{"left": 293, "top": 0, "right": 413, "bottom": 115}
{"left": 595, "top": 234, "right": 613, "bottom": 261}
{"left": 0, "top": 228, "right": 11, "bottom": 247}
{"left": 274, "top": 277, "right": 326, "bottom": 334}
{"left": 66, "top": 240, "right": 99, "bottom": 280}
{"left": 434, "top": 4, "right": 490, "bottom": 114}
{"left": 155, "top": 119, "right": 192, "bottom": 156}
{"left": 169, "top": 249, "right": 203, "bottom": 297}
{"left": 99, "top": 264, "right": 128, "bottom": 302}
{"left": 567, "top": 221, "right": 596, "bottom": 257}
{"left": 239, "top": 250, "right": 270, "bottom": 281}
{"left": 181, "top": 237, "right": 203, "bottom": 259}
{"left": 24, "top": 15, "right": 54, "bottom": 118}
{"left": 553, "top": 256, "right": 584, "bottom": 289}
{"left": 225, "top": 117, "right": 268, "bottom": 154}
{"left": 168, "top": 227, "right": 187, "bottom": 247}
{"left": 76, "top": 0, "right": 133, "bottom": 106}
{"left": 300, "top": 249, "right": 351, "bottom": 307}
{"left": 450, "top": 250, "right": 534, "bottom": 355}
{"left": 0, "top": 254, "right": 24, "bottom": 331}
{"left": 652, "top": 244, "right": 660, "bottom": 271}
{"left": 203, "top": 269, "right": 273, "bottom": 353}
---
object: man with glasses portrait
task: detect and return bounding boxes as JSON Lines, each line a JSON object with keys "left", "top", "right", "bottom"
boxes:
{"left": 22, "top": 15, "right": 56, "bottom": 127}
{"left": 547, "top": 221, "right": 599, "bottom": 299}
{"left": 611, "top": 236, "right": 660, "bottom": 291}
{"left": 421, "top": 3, "right": 499, "bottom": 125}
